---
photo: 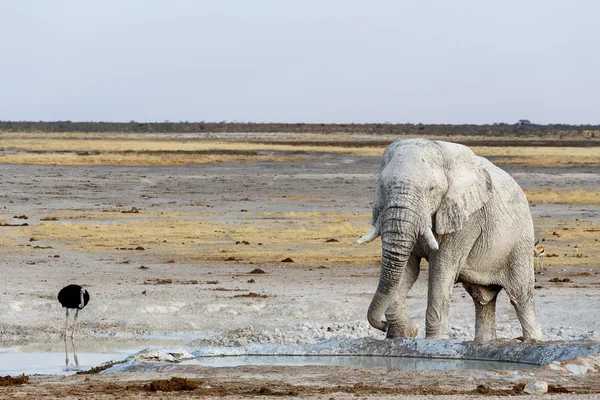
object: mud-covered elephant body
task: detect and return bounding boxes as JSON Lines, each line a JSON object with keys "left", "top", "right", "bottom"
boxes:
{"left": 359, "top": 139, "right": 542, "bottom": 341}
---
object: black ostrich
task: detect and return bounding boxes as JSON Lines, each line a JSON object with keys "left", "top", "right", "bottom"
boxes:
{"left": 57, "top": 284, "right": 90, "bottom": 338}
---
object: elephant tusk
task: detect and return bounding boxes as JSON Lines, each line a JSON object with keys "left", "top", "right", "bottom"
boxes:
{"left": 357, "top": 227, "right": 380, "bottom": 245}
{"left": 424, "top": 227, "right": 439, "bottom": 251}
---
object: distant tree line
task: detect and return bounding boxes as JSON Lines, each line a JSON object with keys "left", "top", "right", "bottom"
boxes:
{"left": 0, "top": 121, "right": 598, "bottom": 138}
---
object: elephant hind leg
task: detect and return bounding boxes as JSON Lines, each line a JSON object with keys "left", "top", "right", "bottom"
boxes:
{"left": 463, "top": 284, "right": 501, "bottom": 341}
{"left": 504, "top": 262, "right": 543, "bottom": 340}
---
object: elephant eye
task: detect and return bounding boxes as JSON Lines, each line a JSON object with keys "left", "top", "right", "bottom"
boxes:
{"left": 429, "top": 186, "right": 435, "bottom": 191}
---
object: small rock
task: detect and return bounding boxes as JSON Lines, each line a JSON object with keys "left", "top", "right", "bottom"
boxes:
{"left": 281, "top": 257, "right": 294, "bottom": 263}
{"left": 249, "top": 268, "right": 266, "bottom": 274}
{"left": 524, "top": 381, "right": 548, "bottom": 394}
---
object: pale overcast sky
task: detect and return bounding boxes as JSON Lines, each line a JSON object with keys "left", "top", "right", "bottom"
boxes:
{"left": 1, "top": 1, "right": 598, "bottom": 124}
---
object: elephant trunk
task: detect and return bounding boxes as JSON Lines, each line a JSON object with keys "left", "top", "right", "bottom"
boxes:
{"left": 367, "top": 206, "right": 419, "bottom": 332}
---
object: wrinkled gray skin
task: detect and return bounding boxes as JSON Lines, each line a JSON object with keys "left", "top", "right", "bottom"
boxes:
{"left": 358, "top": 139, "right": 543, "bottom": 341}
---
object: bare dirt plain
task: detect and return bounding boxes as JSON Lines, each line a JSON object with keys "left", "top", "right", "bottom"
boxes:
{"left": 1, "top": 132, "right": 600, "bottom": 399}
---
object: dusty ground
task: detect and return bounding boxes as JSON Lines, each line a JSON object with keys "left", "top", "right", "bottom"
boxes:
{"left": 1, "top": 134, "right": 599, "bottom": 399}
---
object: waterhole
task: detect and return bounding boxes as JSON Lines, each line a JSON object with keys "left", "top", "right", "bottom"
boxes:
{"left": 0, "top": 349, "right": 134, "bottom": 375}
{"left": 194, "top": 355, "right": 537, "bottom": 371}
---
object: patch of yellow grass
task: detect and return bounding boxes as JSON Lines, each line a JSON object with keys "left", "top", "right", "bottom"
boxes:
{"left": 525, "top": 189, "right": 600, "bottom": 206}
{"left": 2, "top": 133, "right": 599, "bottom": 167}
{"left": 0, "top": 153, "right": 314, "bottom": 166}
{"left": 2, "top": 210, "right": 379, "bottom": 266}
{"left": 472, "top": 146, "right": 600, "bottom": 167}
{"left": 0, "top": 137, "right": 383, "bottom": 159}
{"left": 533, "top": 219, "right": 600, "bottom": 268}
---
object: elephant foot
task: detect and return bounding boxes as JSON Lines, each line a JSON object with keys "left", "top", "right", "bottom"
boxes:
{"left": 385, "top": 323, "right": 418, "bottom": 339}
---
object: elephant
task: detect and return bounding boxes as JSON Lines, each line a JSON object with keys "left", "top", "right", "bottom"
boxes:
{"left": 358, "top": 138, "right": 543, "bottom": 341}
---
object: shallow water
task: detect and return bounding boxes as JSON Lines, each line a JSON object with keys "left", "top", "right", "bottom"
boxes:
{"left": 0, "top": 337, "right": 184, "bottom": 376}
{"left": 0, "top": 347, "right": 136, "bottom": 375}
{"left": 194, "top": 355, "right": 537, "bottom": 371}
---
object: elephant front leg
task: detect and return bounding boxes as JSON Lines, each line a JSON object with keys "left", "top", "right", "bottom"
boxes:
{"left": 463, "top": 283, "right": 501, "bottom": 341}
{"left": 384, "top": 255, "right": 421, "bottom": 338}
{"left": 425, "top": 261, "right": 457, "bottom": 339}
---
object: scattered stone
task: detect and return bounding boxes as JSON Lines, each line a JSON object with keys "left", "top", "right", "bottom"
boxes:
{"left": 206, "top": 280, "right": 220, "bottom": 284}
{"left": 29, "top": 237, "right": 36, "bottom": 241}
{"left": 121, "top": 207, "right": 140, "bottom": 214}
{"left": 139, "top": 266, "right": 149, "bottom": 270}
{"left": 524, "top": 381, "right": 548, "bottom": 394}
{"left": 40, "top": 217, "right": 58, "bottom": 221}
{"left": 0, "top": 223, "right": 29, "bottom": 227}
{"left": 134, "top": 348, "right": 195, "bottom": 363}
{"left": 12, "top": 215, "right": 28, "bottom": 219}
{"left": 249, "top": 268, "right": 266, "bottom": 274}
{"left": 248, "top": 278, "right": 255, "bottom": 283}
{"left": 236, "top": 240, "right": 250, "bottom": 245}
{"left": 224, "top": 256, "right": 238, "bottom": 261}
{"left": 240, "top": 209, "right": 248, "bottom": 212}
{"left": 549, "top": 277, "right": 571, "bottom": 283}
{"left": 325, "top": 238, "right": 339, "bottom": 242}
{"left": 33, "top": 245, "right": 53, "bottom": 249}
{"left": 166, "top": 260, "right": 176, "bottom": 264}
{"left": 281, "top": 257, "right": 294, "bottom": 263}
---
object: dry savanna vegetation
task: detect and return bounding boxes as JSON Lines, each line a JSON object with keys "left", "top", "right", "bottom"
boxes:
{"left": 0, "top": 131, "right": 598, "bottom": 269}
{"left": 2, "top": 207, "right": 598, "bottom": 269}
{"left": 1, "top": 132, "right": 600, "bottom": 167}
{"left": 532, "top": 219, "right": 600, "bottom": 269}
{"left": 525, "top": 189, "right": 600, "bottom": 206}
{"left": 0, "top": 209, "right": 380, "bottom": 266}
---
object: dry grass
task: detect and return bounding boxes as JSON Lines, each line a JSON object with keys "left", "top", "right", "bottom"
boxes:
{"left": 0, "top": 153, "right": 315, "bottom": 166}
{"left": 533, "top": 219, "right": 600, "bottom": 268}
{"left": 1, "top": 210, "right": 380, "bottom": 266}
{"left": 2, "top": 132, "right": 598, "bottom": 167}
{"left": 471, "top": 146, "right": 600, "bottom": 167}
{"left": 3, "top": 206, "right": 598, "bottom": 269}
{"left": 525, "top": 189, "right": 600, "bottom": 206}
{"left": 0, "top": 135, "right": 383, "bottom": 166}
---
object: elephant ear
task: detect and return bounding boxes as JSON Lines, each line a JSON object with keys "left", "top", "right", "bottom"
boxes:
{"left": 434, "top": 142, "right": 493, "bottom": 234}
